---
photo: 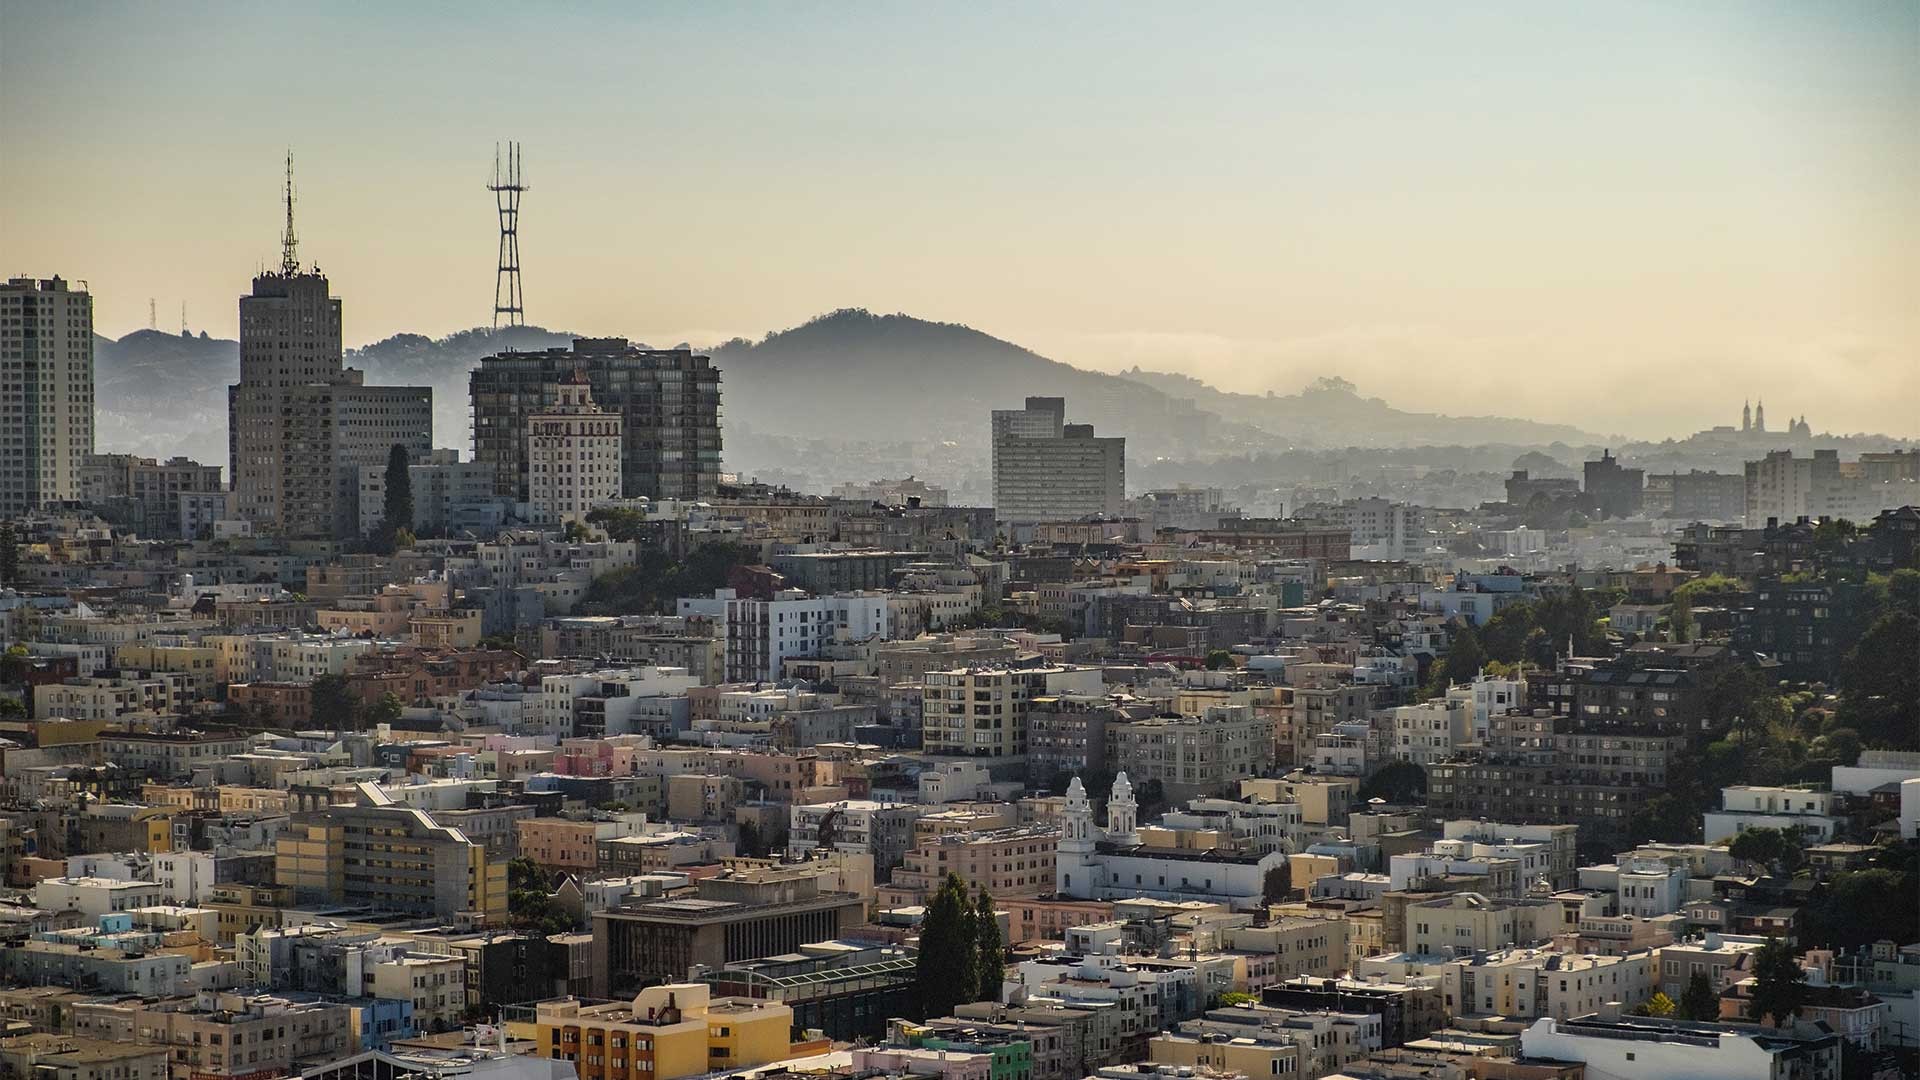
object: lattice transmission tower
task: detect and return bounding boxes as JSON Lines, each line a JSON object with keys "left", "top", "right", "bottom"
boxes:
{"left": 488, "top": 142, "right": 527, "bottom": 329}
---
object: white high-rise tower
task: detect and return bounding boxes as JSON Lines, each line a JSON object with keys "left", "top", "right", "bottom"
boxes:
{"left": 0, "top": 276, "right": 94, "bottom": 516}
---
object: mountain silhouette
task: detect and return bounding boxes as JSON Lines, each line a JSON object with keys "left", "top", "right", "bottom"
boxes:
{"left": 92, "top": 309, "right": 1611, "bottom": 476}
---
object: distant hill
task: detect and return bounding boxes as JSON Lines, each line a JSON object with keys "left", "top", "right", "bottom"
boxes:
{"left": 1115, "top": 369, "right": 1607, "bottom": 448}
{"left": 93, "top": 329, "right": 238, "bottom": 463}
{"left": 347, "top": 326, "right": 581, "bottom": 450}
{"left": 710, "top": 310, "right": 1260, "bottom": 462}
{"left": 92, "top": 310, "right": 1622, "bottom": 483}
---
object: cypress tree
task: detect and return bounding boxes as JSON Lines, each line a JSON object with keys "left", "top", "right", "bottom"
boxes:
{"left": 380, "top": 443, "right": 413, "bottom": 549}
{"left": 915, "top": 873, "right": 978, "bottom": 1018}
{"left": 974, "top": 888, "right": 1003, "bottom": 1003}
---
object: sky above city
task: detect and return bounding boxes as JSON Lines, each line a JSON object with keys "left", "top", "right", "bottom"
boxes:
{"left": 4, "top": 2, "right": 1916, "bottom": 440}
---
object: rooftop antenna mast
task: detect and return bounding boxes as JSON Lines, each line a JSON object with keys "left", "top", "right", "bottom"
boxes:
{"left": 280, "top": 149, "right": 300, "bottom": 276}
{"left": 488, "top": 141, "right": 527, "bottom": 330}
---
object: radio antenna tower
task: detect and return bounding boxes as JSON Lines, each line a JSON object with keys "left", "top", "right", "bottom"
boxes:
{"left": 488, "top": 142, "right": 527, "bottom": 330}
{"left": 149, "top": 299, "right": 158, "bottom": 331}
{"left": 280, "top": 149, "right": 300, "bottom": 276}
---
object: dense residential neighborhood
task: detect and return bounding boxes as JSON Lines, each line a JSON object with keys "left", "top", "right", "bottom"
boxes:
{"left": 4, "top": 277, "right": 1915, "bottom": 1079}
{"left": 7, "top": 6, "right": 1920, "bottom": 1079}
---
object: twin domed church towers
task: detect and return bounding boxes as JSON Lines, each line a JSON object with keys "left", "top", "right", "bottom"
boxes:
{"left": 1056, "top": 772, "right": 1139, "bottom": 895}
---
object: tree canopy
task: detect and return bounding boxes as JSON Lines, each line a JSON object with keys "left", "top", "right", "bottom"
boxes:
{"left": 580, "top": 543, "right": 754, "bottom": 615}
{"left": 1746, "top": 938, "right": 1809, "bottom": 1027}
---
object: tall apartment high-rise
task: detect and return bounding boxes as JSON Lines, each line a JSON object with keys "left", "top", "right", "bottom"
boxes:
{"left": 1, "top": 276, "right": 95, "bottom": 516}
{"left": 527, "top": 370, "right": 624, "bottom": 525}
{"left": 227, "top": 159, "right": 432, "bottom": 538}
{"left": 990, "top": 396, "right": 1125, "bottom": 523}
{"left": 470, "top": 337, "right": 722, "bottom": 503}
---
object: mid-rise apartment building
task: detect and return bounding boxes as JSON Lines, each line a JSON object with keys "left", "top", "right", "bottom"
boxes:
{"left": 275, "top": 786, "right": 507, "bottom": 919}
{"left": 470, "top": 338, "right": 721, "bottom": 503}
{"left": 1106, "top": 706, "right": 1276, "bottom": 802}
{"left": 72, "top": 992, "right": 356, "bottom": 1080}
{"left": 922, "top": 665, "right": 1105, "bottom": 758}
{"left": 78, "top": 453, "right": 225, "bottom": 537}
{"left": 991, "top": 396, "right": 1125, "bottom": 524}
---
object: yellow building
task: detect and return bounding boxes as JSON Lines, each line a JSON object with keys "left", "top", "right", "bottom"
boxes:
{"left": 1150, "top": 1030, "right": 1302, "bottom": 1080}
{"left": 275, "top": 788, "right": 507, "bottom": 920}
{"left": 534, "top": 985, "right": 799, "bottom": 1080}
{"left": 114, "top": 644, "right": 221, "bottom": 695}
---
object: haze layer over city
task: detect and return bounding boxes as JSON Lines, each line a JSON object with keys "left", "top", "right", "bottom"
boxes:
{"left": 1, "top": 6, "right": 1917, "bottom": 1080}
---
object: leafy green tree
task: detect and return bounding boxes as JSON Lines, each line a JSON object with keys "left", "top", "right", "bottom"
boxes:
{"left": 1632, "top": 991, "right": 1678, "bottom": 1017}
{"left": 378, "top": 443, "right": 414, "bottom": 553}
{"left": 1628, "top": 793, "right": 1699, "bottom": 845}
{"left": 1357, "top": 760, "right": 1428, "bottom": 804}
{"left": 0, "top": 697, "right": 24, "bottom": 719}
{"left": 1479, "top": 603, "right": 1537, "bottom": 664}
{"left": 916, "top": 873, "right": 980, "bottom": 1018}
{"left": 1204, "top": 649, "right": 1232, "bottom": 671}
{"left": 1426, "top": 625, "right": 1487, "bottom": 696}
{"left": 310, "top": 673, "right": 356, "bottom": 730}
{"left": 1836, "top": 612, "right": 1919, "bottom": 750}
{"left": 1747, "top": 937, "right": 1809, "bottom": 1027}
{"left": 1728, "top": 827, "right": 1803, "bottom": 876}
{"left": 506, "top": 858, "right": 574, "bottom": 935}
{"left": 580, "top": 543, "right": 754, "bottom": 616}
{"left": 1669, "top": 592, "right": 1694, "bottom": 643}
{"left": 1679, "top": 972, "right": 1719, "bottom": 1021}
{"left": 1672, "top": 573, "right": 1744, "bottom": 604}
{"left": 974, "top": 889, "right": 1003, "bottom": 1003}
{"left": 1217, "top": 991, "right": 1257, "bottom": 1007}
{"left": 0, "top": 521, "right": 17, "bottom": 587}
{"left": 365, "top": 691, "right": 405, "bottom": 728}
{"left": 1806, "top": 866, "right": 1920, "bottom": 951}
{"left": 738, "top": 821, "right": 766, "bottom": 858}
{"left": 584, "top": 506, "right": 648, "bottom": 542}
{"left": 1261, "top": 867, "right": 1290, "bottom": 907}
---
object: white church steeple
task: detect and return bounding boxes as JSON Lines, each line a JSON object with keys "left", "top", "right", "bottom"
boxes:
{"left": 1106, "top": 771, "right": 1139, "bottom": 846}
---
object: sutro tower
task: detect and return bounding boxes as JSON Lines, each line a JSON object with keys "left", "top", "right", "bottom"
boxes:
{"left": 488, "top": 142, "right": 527, "bottom": 330}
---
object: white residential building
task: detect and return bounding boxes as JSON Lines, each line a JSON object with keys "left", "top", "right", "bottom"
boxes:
{"left": 1520, "top": 1014, "right": 1841, "bottom": 1080}
{"left": 1445, "top": 673, "right": 1527, "bottom": 742}
{"left": 1703, "top": 785, "right": 1843, "bottom": 845}
{"left": 680, "top": 589, "right": 893, "bottom": 683}
{"left": 1391, "top": 698, "right": 1470, "bottom": 765}
{"left": 537, "top": 666, "right": 698, "bottom": 739}
{"left": 34, "top": 877, "right": 165, "bottom": 919}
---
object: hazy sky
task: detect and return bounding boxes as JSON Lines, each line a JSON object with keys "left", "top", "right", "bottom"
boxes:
{"left": 5, "top": 3, "right": 1916, "bottom": 439}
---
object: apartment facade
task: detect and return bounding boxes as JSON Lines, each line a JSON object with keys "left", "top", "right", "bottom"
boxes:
{"left": 922, "top": 665, "right": 1105, "bottom": 759}
{"left": 990, "top": 397, "right": 1125, "bottom": 524}
{"left": 527, "top": 371, "right": 623, "bottom": 525}
{"left": 275, "top": 795, "right": 508, "bottom": 919}
{"left": 227, "top": 268, "right": 432, "bottom": 538}
{"left": 1, "top": 276, "right": 94, "bottom": 516}
{"left": 470, "top": 339, "right": 721, "bottom": 503}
